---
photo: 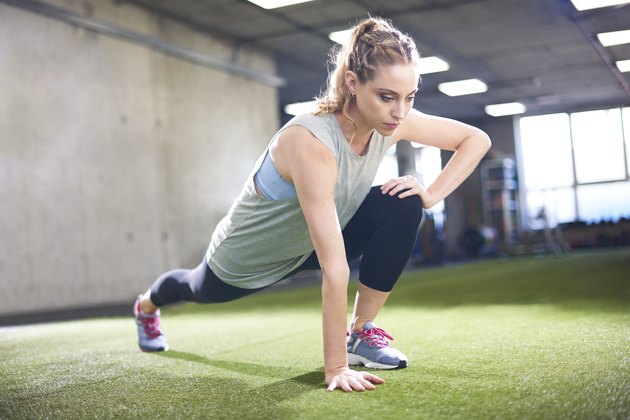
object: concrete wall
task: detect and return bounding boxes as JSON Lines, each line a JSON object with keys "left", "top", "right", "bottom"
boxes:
{"left": 0, "top": 0, "right": 279, "bottom": 316}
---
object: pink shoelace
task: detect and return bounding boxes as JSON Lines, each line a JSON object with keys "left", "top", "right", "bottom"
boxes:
{"left": 136, "top": 303, "right": 162, "bottom": 339}
{"left": 140, "top": 315, "right": 162, "bottom": 339}
{"left": 359, "top": 327, "right": 394, "bottom": 348}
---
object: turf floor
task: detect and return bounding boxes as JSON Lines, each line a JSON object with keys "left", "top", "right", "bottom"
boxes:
{"left": 1, "top": 248, "right": 629, "bottom": 419}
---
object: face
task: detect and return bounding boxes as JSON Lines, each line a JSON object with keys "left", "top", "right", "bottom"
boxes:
{"left": 347, "top": 63, "right": 420, "bottom": 135}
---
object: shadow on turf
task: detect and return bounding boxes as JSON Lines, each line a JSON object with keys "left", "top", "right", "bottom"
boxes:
{"left": 147, "top": 351, "right": 327, "bottom": 417}
{"left": 157, "top": 350, "right": 324, "bottom": 387}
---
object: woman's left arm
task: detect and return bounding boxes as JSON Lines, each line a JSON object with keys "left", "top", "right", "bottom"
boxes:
{"left": 383, "top": 108, "right": 491, "bottom": 208}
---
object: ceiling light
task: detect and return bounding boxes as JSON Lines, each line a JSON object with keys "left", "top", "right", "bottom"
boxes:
{"left": 597, "top": 29, "right": 630, "bottom": 46}
{"left": 536, "top": 95, "right": 560, "bottom": 106}
{"left": 418, "top": 56, "right": 450, "bottom": 74}
{"left": 438, "top": 79, "right": 488, "bottom": 96}
{"left": 485, "top": 102, "right": 527, "bottom": 117}
{"left": 570, "top": 0, "right": 630, "bottom": 10}
{"left": 328, "top": 29, "right": 352, "bottom": 46}
{"left": 617, "top": 59, "right": 630, "bottom": 72}
{"left": 246, "top": 0, "right": 314, "bottom": 9}
{"left": 284, "top": 100, "right": 317, "bottom": 116}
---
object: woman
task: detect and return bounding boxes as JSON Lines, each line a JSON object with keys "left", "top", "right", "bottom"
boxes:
{"left": 134, "top": 17, "right": 491, "bottom": 392}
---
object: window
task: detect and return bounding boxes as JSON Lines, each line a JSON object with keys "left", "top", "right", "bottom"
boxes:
{"left": 519, "top": 113, "right": 574, "bottom": 190}
{"left": 570, "top": 109, "right": 626, "bottom": 183}
{"left": 526, "top": 188, "right": 576, "bottom": 226}
{"left": 576, "top": 182, "right": 630, "bottom": 222}
{"left": 624, "top": 108, "right": 630, "bottom": 177}
{"left": 518, "top": 107, "right": 630, "bottom": 227}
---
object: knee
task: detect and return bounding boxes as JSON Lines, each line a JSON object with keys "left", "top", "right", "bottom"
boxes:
{"left": 388, "top": 193, "right": 423, "bottom": 227}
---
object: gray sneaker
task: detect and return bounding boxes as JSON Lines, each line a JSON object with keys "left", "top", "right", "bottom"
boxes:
{"left": 134, "top": 296, "right": 169, "bottom": 352}
{"left": 347, "top": 321, "right": 407, "bottom": 369}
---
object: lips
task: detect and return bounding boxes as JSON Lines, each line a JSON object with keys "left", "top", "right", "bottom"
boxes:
{"left": 384, "top": 123, "right": 399, "bottom": 130}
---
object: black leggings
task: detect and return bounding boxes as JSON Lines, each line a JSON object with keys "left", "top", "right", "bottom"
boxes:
{"left": 150, "top": 186, "right": 422, "bottom": 306}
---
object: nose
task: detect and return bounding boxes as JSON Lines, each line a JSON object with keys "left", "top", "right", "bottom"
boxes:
{"left": 392, "top": 100, "right": 405, "bottom": 121}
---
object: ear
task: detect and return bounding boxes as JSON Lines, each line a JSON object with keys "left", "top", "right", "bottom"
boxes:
{"left": 344, "top": 70, "right": 359, "bottom": 95}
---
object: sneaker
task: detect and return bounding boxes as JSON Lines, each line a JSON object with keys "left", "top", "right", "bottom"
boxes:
{"left": 133, "top": 296, "right": 169, "bottom": 352}
{"left": 347, "top": 321, "right": 407, "bottom": 369}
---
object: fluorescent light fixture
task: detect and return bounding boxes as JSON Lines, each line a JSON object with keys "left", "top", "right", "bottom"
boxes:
{"left": 418, "top": 56, "right": 450, "bottom": 74}
{"left": 284, "top": 100, "right": 317, "bottom": 116}
{"left": 570, "top": 0, "right": 630, "bottom": 10}
{"left": 485, "top": 102, "right": 527, "bottom": 117}
{"left": 597, "top": 29, "right": 630, "bottom": 46}
{"left": 328, "top": 29, "right": 353, "bottom": 46}
{"left": 536, "top": 95, "right": 560, "bottom": 106}
{"left": 438, "top": 79, "right": 488, "bottom": 96}
{"left": 617, "top": 59, "right": 630, "bottom": 72}
{"left": 247, "top": 0, "right": 314, "bottom": 9}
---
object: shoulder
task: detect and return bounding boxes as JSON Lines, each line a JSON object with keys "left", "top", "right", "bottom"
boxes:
{"left": 276, "top": 124, "right": 336, "bottom": 165}
{"left": 285, "top": 113, "right": 337, "bottom": 143}
{"left": 273, "top": 114, "right": 337, "bottom": 171}
{"left": 277, "top": 113, "right": 338, "bottom": 157}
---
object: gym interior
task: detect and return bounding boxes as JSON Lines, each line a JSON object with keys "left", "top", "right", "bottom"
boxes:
{"left": 2, "top": 0, "right": 628, "bottom": 321}
{"left": 1, "top": 1, "right": 628, "bottom": 417}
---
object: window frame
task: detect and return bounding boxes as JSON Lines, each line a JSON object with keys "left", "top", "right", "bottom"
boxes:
{"left": 516, "top": 107, "right": 630, "bottom": 228}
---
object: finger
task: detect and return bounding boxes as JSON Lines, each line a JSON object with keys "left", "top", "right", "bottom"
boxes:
{"left": 388, "top": 183, "right": 407, "bottom": 196}
{"left": 381, "top": 177, "right": 404, "bottom": 191}
{"left": 349, "top": 379, "right": 366, "bottom": 392}
{"left": 327, "top": 380, "right": 337, "bottom": 392}
{"left": 397, "top": 188, "right": 412, "bottom": 198}
{"left": 398, "top": 187, "right": 419, "bottom": 199}
{"left": 380, "top": 181, "right": 396, "bottom": 194}
{"left": 358, "top": 378, "right": 376, "bottom": 390}
{"left": 339, "top": 380, "right": 352, "bottom": 392}
{"left": 363, "top": 372, "right": 386, "bottom": 384}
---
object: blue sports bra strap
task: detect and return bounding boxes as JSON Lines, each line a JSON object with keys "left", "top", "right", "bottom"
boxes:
{"left": 254, "top": 151, "right": 297, "bottom": 200}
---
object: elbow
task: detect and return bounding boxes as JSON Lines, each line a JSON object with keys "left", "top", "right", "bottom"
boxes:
{"left": 458, "top": 129, "right": 492, "bottom": 155}
{"left": 464, "top": 129, "right": 492, "bottom": 158}
{"left": 477, "top": 129, "right": 492, "bottom": 153}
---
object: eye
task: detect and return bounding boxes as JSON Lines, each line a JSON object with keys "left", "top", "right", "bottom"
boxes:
{"left": 406, "top": 95, "right": 416, "bottom": 103}
{"left": 380, "top": 95, "right": 394, "bottom": 102}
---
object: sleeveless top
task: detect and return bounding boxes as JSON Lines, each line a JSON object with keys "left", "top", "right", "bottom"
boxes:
{"left": 206, "top": 112, "right": 394, "bottom": 289}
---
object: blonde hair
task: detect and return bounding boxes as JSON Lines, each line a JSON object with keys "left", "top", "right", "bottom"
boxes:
{"left": 315, "top": 17, "right": 421, "bottom": 136}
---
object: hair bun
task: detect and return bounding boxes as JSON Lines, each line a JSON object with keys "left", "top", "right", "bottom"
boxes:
{"left": 356, "top": 19, "right": 383, "bottom": 45}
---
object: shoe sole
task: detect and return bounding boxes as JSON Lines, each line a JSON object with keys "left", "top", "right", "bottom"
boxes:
{"left": 348, "top": 353, "right": 407, "bottom": 369}
{"left": 139, "top": 344, "right": 169, "bottom": 352}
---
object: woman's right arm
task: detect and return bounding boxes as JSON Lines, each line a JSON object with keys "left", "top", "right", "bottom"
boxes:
{"left": 274, "top": 126, "right": 384, "bottom": 392}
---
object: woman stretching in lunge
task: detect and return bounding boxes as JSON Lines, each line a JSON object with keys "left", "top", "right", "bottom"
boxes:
{"left": 134, "top": 17, "right": 491, "bottom": 392}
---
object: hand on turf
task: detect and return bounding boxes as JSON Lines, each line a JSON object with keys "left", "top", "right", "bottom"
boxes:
{"left": 381, "top": 175, "right": 433, "bottom": 208}
{"left": 325, "top": 367, "right": 385, "bottom": 392}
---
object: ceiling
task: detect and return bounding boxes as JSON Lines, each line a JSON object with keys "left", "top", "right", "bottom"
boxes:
{"left": 124, "top": 0, "right": 630, "bottom": 123}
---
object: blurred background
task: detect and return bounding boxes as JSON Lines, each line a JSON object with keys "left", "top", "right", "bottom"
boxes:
{"left": 1, "top": 0, "right": 629, "bottom": 320}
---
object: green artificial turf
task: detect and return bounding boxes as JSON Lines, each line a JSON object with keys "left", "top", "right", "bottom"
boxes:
{"left": 1, "top": 248, "right": 629, "bottom": 419}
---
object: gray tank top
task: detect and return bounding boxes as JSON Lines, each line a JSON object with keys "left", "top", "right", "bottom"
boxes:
{"left": 206, "top": 112, "right": 394, "bottom": 289}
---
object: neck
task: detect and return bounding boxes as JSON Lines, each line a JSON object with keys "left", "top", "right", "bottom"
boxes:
{"left": 335, "top": 107, "right": 373, "bottom": 148}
